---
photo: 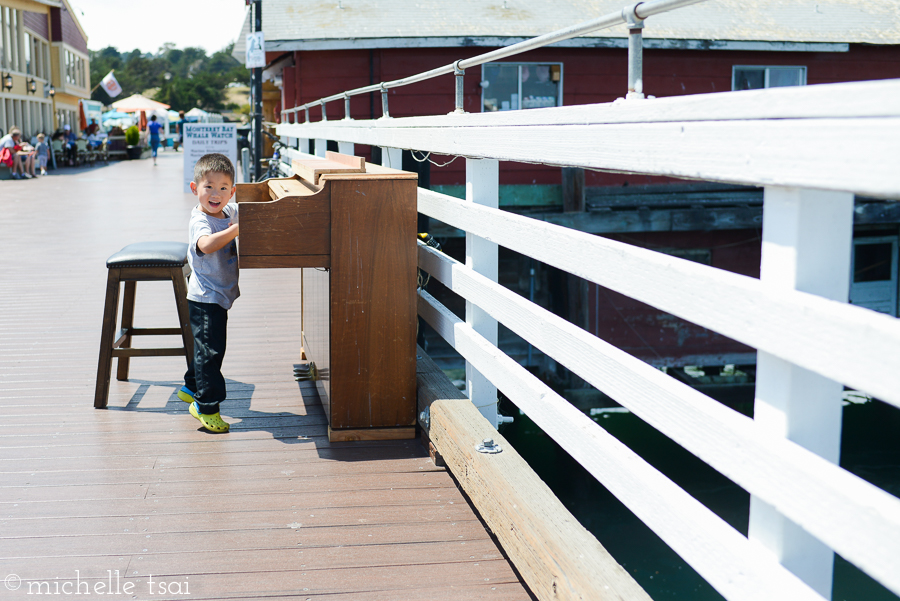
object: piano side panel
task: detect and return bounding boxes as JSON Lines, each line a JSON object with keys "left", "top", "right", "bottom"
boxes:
{"left": 302, "top": 266, "right": 331, "bottom": 418}
{"left": 328, "top": 178, "right": 418, "bottom": 430}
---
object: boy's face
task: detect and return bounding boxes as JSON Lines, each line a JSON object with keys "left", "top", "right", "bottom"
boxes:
{"left": 191, "top": 172, "right": 235, "bottom": 217}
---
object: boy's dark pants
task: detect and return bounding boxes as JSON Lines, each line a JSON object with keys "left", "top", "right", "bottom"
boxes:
{"left": 183, "top": 300, "right": 228, "bottom": 415}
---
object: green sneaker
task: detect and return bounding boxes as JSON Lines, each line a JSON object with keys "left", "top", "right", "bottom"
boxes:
{"left": 177, "top": 386, "right": 196, "bottom": 403}
{"left": 189, "top": 401, "right": 230, "bottom": 433}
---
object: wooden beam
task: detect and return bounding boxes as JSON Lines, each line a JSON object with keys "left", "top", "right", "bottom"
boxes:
{"left": 416, "top": 350, "right": 651, "bottom": 601}
{"left": 561, "top": 168, "right": 585, "bottom": 213}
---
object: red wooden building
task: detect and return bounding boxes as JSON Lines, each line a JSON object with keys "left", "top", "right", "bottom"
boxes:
{"left": 234, "top": 1, "right": 900, "bottom": 384}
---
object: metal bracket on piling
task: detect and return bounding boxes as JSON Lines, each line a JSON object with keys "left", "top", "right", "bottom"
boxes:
{"left": 623, "top": 2, "right": 645, "bottom": 100}
{"left": 381, "top": 83, "right": 390, "bottom": 118}
{"left": 475, "top": 438, "right": 502, "bottom": 454}
{"left": 344, "top": 94, "right": 351, "bottom": 120}
{"left": 453, "top": 60, "right": 466, "bottom": 114}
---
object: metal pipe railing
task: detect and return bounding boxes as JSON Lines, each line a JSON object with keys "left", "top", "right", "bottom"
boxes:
{"left": 281, "top": 0, "right": 708, "bottom": 120}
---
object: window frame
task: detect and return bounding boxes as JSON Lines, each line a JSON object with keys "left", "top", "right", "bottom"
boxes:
{"left": 731, "top": 65, "right": 808, "bottom": 91}
{"left": 481, "top": 61, "right": 564, "bottom": 113}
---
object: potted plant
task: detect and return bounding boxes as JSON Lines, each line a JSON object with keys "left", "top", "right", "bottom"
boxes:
{"left": 125, "top": 125, "right": 142, "bottom": 160}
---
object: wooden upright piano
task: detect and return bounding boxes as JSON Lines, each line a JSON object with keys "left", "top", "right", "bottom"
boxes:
{"left": 236, "top": 152, "right": 418, "bottom": 441}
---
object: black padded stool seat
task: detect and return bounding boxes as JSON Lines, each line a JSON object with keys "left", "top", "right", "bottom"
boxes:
{"left": 94, "top": 242, "right": 193, "bottom": 408}
{"left": 106, "top": 241, "right": 189, "bottom": 268}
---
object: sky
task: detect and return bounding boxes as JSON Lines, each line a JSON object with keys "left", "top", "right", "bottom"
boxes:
{"left": 68, "top": 0, "right": 249, "bottom": 55}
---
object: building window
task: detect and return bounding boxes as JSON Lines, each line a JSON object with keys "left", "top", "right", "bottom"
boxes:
{"left": 850, "top": 236, "right": 899, "bottom": 316}
{"left": 31, "top": 36, "right": 42, "bottom": 79}
{"left": 732, "top": 66, "right": 806, "bottom": 90}
{"left": 0, "top": 10, "right": 5, "bottom": 70}
{"left": 482, "top": 63, "right": 563, "bottom": 112}
{"left": 24, "top": 33, "right": 31, "bottom": 75}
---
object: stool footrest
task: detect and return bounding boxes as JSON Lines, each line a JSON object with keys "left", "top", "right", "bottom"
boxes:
{"left": 114, "top": 327, "right": 185, "bottom": 347}
{"left": 130, "top": 327, "right": 184, "bottom": 336}
{"left": 112, "top": 347, "right": 187, "bottom": 358}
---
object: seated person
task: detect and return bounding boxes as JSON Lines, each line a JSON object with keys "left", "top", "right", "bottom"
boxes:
{"left": 63, "top": 124, "right": 77, "bottom": 165}
{"left": 0, "top": 128, "right": 36, "bottom": 179}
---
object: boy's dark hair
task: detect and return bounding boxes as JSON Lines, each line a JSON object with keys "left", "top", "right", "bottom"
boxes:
{"left": 193, "top": 153, "right": 235, "bottom": 185}
{"left": 150, "top": 115, "right": 157, "bottom": 121}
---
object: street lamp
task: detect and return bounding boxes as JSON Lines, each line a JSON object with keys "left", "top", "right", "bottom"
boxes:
{"left": 2, "top": 73, "right": 12, "bottom": 91}
{"left": 27, "top": 78, "right": 36, "bottom": 94}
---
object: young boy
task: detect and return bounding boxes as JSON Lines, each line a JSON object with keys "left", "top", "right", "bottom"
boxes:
{"left": 178, "top": 153, "right": 240, "bottom": 432}
{"left": 35, "top": 133, "right": 49, "bottom": 176}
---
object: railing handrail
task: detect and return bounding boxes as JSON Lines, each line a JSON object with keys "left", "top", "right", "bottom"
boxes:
{"left": 281, "top": 0, "right": 707, "bottom": 119}
{"left": 276, "top": 80, "right": 900, "bottom": 199}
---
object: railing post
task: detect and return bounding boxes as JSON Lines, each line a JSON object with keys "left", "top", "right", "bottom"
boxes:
{"left": 380, "top": 147, "right": 402, "bottom": 169}
{"left": 749, "top": 186, "right": 854, "bottom": 599}
{"left": 454, "top": 61, "right": 466, "bottom": 114}
{"left": 338, "top": 141, "right": 355, "bottom": 156}
{"left": 381, "top": 84, "right": 390, "bottom": 118}
{"left": 241, "top": 147, "right": 250, "bottom": 183}
{"left": 465, "top": 158, "right": 500, "bottom": 427}
{"left": 344, "top": 94, "right": 351, "bottom": 120}
{"left": 314, "top": 139, "right": 327, "bottom": 158}
{"left": 624, "top": 3, "right": 645, "bottom": 100}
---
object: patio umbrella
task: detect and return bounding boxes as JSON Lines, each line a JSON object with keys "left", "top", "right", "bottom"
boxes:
{"left": 111, "top": 93, "right": 170, "bottom": 113}
{"left": 79, "top": 103, "right": 88, "bottom": 131}
{"left": 139, "top": 110, "right": 148, "bottom": 131}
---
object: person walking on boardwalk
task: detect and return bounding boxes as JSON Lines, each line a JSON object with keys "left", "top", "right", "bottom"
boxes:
{"left": 177, "top": 153, "right": 240, "bottom": 432}
{"left": 148, "top": 114, "right": 164, "bottom": 165}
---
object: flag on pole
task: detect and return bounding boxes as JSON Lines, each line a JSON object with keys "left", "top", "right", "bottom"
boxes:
{"left": 100, "top": 71, "right": 122, "bottom": 98}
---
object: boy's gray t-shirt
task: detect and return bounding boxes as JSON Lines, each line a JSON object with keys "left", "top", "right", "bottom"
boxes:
{"left": 187, "top": 204, "right": 239, "bottom": 310}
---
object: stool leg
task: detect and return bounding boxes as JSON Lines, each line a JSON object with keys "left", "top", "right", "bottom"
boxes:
{"left": 116, "top": 281, "right": 136, "bottom": 381}
{"left": 94, "top": 268, "right": 121, "bottom": 408}
{"left": 172, "top": 266, "right": 193, "bottom": 364}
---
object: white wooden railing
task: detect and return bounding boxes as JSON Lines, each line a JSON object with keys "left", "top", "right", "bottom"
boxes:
{"left": 270, "top": 4, "right": 900, "bottom": 599}
{"left": 275, "top": 78, "right": 900, "bottom": 601}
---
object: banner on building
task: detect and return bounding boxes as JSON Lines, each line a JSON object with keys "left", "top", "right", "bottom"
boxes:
{"left": 100, "top": 71, "right": 123, "bottom": 98}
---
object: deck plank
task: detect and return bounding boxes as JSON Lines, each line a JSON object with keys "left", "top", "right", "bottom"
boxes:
{"left": 0, "top": 154, "right": 534, "bottom": 601}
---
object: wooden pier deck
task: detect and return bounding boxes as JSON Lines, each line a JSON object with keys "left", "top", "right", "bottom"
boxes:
{"left": 0, "top": 153, "right": 533, "bottom": 600}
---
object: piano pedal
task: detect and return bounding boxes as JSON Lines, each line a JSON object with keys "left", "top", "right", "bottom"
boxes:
{"left": 294, "top": 363, "right": 318, "bottom": 381}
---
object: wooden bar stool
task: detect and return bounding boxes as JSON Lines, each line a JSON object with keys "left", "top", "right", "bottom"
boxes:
{"left": 94, "top": 241, "right": 193, "bottom": 408}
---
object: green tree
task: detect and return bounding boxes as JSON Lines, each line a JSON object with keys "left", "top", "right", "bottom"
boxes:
{"left": 89, "top": 43, "right": 249, "bottom": 111}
